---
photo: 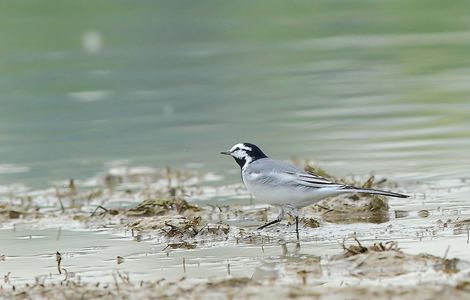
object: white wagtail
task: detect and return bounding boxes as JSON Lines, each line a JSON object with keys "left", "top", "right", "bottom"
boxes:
{"left": 221, "top": 143, "right": 409, "bottom": 238}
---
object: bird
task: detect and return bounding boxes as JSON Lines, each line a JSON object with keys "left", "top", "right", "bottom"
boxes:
{"left": 221, "top": 142, "right": 409, "bottom": 239}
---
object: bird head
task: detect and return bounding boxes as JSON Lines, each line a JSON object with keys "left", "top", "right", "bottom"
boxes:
{"left": 220, "top": 143, "right": 267, "bottom": 168}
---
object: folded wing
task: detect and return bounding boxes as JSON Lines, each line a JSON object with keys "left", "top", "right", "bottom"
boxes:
{"left": 283, "top": 170, "right": 345, "bottom": 189}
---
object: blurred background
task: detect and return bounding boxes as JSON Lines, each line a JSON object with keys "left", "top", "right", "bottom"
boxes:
{"left": 1, "top": 0, "right": 470, "bottom": 188}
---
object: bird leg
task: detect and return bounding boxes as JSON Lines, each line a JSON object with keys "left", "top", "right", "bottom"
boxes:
{"left": 257, "top": 218, "right": 281, "bottom": 230}
{"left": 258, "top": 205, "right": 300, "bottom": 240}
{"left": 283, "top": 204, "right": 300, "bottom": 240}
{"left": 258, "top": 206, "right": 285, "bottom": 230}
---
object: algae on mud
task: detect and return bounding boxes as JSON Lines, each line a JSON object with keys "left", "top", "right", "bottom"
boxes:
{"left": 301, "top": 161, "right": 394, "bottom": 224}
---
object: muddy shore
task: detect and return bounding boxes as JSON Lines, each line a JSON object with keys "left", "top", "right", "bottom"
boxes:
{"left": 1, "top": 164, "right": 469, "bottom": 299}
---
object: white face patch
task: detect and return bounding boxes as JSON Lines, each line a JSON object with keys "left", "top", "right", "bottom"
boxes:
{"left": 229, "top": 143, "right": 252, "bottom": 153}
{"left": 228, "top": 143, "right": 253, "bottom": 167}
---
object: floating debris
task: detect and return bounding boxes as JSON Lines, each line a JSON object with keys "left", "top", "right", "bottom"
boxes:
{"left": 395, "top": 210, "right": 409, "bottom": 218}
{"left": 418, "top": 209, "right": 430, "bottom": 218}
{"left": 116, "top": 256, "right": 124, "bottom": 265}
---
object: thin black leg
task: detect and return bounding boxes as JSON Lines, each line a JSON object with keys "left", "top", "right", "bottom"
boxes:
{"left": 295, "top": 216, "right": 299, "bottom": 240}
{"left": 258, "top": 218, "right": 281, "bottom": 230}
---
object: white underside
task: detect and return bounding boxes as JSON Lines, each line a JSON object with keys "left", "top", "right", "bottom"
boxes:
{"left": 244, "top": 180, "right": 345, "bottom": 208}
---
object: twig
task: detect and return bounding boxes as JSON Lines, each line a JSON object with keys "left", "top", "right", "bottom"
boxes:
{"left": 56, "top": 227, "right": 62, "bottom": 241}
{"left": 55, "top": 187, "right": 65, "bottom": 213}
{"left": 91, "top": 205, "right": 108, "bottom": 217}
{"left": 467, "top": 227, "right": 469, "bottom": 244}
{"left": 376, "top": 178, "right": 387, "bottom": 185}
{"left": 115, "top": 270, "right": 130, "bottom": 284}
{"left": 354, "top": 237, "right": 364, "bottom": 249}
{"left": 61, "top": 268, "right": 68, "bottom": 282}
{"left": 443, "top": 245, "right": 450, "bottom": 260}
{"left": 316, "top": 204, "right": 335, "bottom": 215}
{"left": 355, "top": 253, "right": 371, "bottom": 268}
{"left": 4, "top": 272, "right": 11, "bottom": 284}
{"left": 112, "top": 272, "right": 120, "bottom": 293}
{"left": 56, "top": 252, "right": 62, "bottom": 274}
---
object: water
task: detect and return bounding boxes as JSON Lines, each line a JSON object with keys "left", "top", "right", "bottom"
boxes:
{"left": 1, "top": 1, "right": 470, "bottom": 187}
{"left": 1, "top": 0, "right": 470, "bottom": 288}
{"left": 0, "top": 228, "right": 292, "bottom": 285}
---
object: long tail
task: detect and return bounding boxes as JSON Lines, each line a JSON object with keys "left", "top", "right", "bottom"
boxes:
{"left": 342, "top": 186, "right": 409, "bottom": 198}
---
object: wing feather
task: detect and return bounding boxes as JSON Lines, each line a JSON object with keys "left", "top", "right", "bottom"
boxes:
{"left": 284, "top": 171, "right": 345, "bottom": 188}
{"left": 245, "top": 159, "right": 345, "bottom": 190}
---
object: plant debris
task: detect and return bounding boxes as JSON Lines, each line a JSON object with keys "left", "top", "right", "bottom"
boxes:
{"left": 340, "top": 237, "right": 399, "bottom": 258}
{"left": 0, "top": 163, "right": 438, "bottom": 300}
{"left": 126, "top": 198, "right": 201, "bottom": 217}
{"left": 295, "top": 161, "right": 403, "bottom": 224}
{"left": 3, "top": 265, "right": 470, "bottom": 300}
{"left": 301, "top": 217, "right": 321, "bottom": 228}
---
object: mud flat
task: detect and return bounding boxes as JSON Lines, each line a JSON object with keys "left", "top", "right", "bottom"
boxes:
{"left": 1, "top": 163, "right": 470, "bottom": 299}
{"left": 2, "top": 244, "right": 470, "bottom": 300}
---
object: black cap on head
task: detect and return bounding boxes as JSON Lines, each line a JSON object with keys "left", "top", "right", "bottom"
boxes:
{"left": 241, "top": 143, "right": 268, "bottom": 160}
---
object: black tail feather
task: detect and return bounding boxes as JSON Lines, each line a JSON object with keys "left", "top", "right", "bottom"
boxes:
{"left": 343, "top": 187, "right": 409, "bottom": 198}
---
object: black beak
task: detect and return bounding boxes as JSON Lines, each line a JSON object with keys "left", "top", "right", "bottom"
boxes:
{"left": 220, "top": 151, "right": 231, "bottom": 156}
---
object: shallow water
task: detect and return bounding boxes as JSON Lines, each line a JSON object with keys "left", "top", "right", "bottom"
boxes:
{"left": 1, "top": 1, "right": 470, "bottom": 187}
{"left": 1, "top": 176, "right": 470, "bottom": 286}
{"left": 2, "top": 188, "right": 470, "bottom": 287}
{"left": 1, "top": 0, "right": 470, "bottom": 289}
